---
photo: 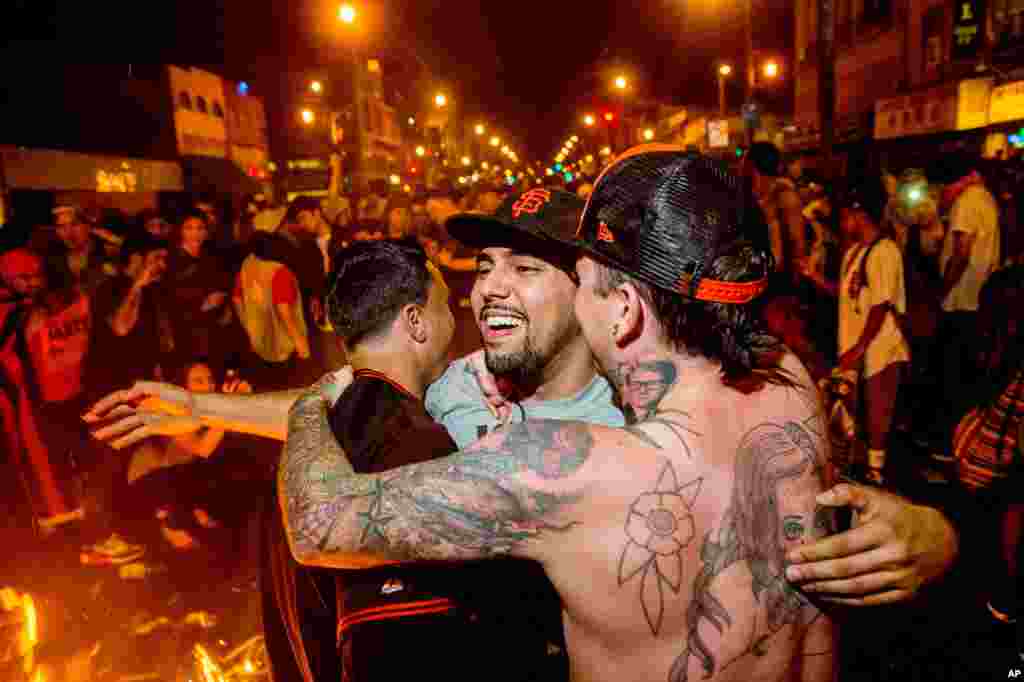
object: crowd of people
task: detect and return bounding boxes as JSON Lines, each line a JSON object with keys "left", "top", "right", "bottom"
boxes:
{"left": 0, "top": 139, "right": 1021, "bottom": 680}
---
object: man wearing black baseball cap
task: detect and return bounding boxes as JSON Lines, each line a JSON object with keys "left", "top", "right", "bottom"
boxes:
{"left": 280, "top": 147, "right": 958, "bottom": 682}
{"left": 426, "top": 188, "right": 623, "bottom": 447}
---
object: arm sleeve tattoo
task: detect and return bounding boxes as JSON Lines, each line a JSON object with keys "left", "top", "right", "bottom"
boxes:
{"left": 279, "top": 391, "right": 593, "bottom": 568}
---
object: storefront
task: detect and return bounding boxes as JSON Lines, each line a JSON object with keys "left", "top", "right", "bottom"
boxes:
{"left": 0, "top": 147, "right": 184, "bottom": 238}
{"left": 986, "top": 79, "right": 1024, "bottom": 155}
{"left": 871, "top": 78, "right": 993, "bottom": 171}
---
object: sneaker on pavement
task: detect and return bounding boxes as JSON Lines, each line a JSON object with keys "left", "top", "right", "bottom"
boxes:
{"left": 987, "top": 600, "right": 1018, "bottom": 625}
{"left": 80, "top": 533, "right": 145, "bottom": 565}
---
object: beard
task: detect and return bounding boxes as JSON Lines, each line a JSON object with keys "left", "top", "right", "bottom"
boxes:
{"left": 484, "top": 336, "right": 546, "bottom": 388}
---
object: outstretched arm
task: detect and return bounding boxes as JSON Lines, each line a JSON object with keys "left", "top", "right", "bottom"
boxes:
{"left": 83, "top": 369, "right": 353, "bottom": 447}
{"left": 279, "top": 387, "right": 596, "bottom": 569}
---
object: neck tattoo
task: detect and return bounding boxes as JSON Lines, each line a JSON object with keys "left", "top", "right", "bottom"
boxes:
{"left": 609, "top": 358, "right": 679, "bottom": 425}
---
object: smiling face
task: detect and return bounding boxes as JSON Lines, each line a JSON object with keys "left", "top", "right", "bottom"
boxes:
{"left": 180, "top": 216, "right": 209, "bottom": 253}
{"left": 472, "top": 246, "right": 581, "bottom": 382}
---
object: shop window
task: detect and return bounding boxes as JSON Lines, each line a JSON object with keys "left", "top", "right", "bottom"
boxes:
{"left": 212, "top": 101, "right": 225, "bottom": 118}
{"left": 178, "top": 92, "right": 193, "bottom": 110}
{"left": 195, "top": 96, "right": 208, "bottom": 114}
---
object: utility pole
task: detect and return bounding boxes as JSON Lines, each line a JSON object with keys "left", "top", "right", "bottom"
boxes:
{"left": 817, "top": 0, "right": 836, "bottom": 168}
{"left": 718, "top": 72, "right": 728, "bottom": 119}
{"left": 744, "top": 0, "right": 755, "bottom": 145}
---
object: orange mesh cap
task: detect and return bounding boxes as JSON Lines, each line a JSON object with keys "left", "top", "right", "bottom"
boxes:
{"left": 576, "top": 145, "right": 773, "bottom": 304}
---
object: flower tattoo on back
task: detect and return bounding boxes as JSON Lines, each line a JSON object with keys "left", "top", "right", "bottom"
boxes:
{"left": 618, "top": 459, "right": 703, "bottom": 636}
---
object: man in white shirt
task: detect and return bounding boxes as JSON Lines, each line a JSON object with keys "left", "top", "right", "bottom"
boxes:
{"left": 929, "top": 156, "right": 1000, "bottom": 465}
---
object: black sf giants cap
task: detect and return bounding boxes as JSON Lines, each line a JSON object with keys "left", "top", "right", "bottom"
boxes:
{"left": 576, "top": 144, "right": 772, "bottom": 305}
{"left": 445, "top": 188, "right": 583, "bottom": 260}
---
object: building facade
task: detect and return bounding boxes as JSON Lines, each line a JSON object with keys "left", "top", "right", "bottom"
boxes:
{"left": 168, "top": 65, "right": 230, "bottom": 159}
{"left": 792, "top": 0, "right": 1024, "bottom": 152}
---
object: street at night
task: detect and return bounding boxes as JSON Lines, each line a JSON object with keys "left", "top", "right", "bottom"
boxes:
{"left": 3, "top": 0, "right": 1024, "bottom": 680}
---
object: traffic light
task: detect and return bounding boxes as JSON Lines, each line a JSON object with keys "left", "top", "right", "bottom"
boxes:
{"left": 554, "top": 163, "right": 563, "bottom": 172}
{"left": 735, "top": 146, "right": 745, "bottom": 158}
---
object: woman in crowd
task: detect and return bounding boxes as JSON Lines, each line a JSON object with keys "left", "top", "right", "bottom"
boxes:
{"left": 164, "top": 210, "right": 233, "bottom": 366}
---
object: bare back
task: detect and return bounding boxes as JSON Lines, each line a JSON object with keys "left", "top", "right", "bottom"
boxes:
{"left": 538, "top": 354, "right": 836, "bottom": 682}
{"left": 279, "top": 353, "right": 836, "bottom": 682}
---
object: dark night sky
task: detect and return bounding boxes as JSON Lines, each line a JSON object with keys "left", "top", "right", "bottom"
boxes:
{"left": 2, "top": 0, "right": 792, "bottom": 162}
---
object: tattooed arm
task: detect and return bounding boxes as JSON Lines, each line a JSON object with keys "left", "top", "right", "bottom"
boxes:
{"left": 279, "top": 388, "right": 596, "bottom": 569}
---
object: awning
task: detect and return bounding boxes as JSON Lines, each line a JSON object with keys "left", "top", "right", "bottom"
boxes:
{"left": 180, "top": 155, "right": 263, "bottom": 197}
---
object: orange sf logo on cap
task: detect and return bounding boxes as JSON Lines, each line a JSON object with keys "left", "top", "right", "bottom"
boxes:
{"left": 511, "top": 189, "right": 551, "bottom": 218}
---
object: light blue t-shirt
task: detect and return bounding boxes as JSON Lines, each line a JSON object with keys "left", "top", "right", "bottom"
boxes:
{"left": 425, "top": 356, "right": 625, "bottom": 449}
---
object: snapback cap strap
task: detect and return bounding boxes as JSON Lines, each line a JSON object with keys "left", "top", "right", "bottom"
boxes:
{"left": 675, "top": 273, "right": 769, "bottom": 304}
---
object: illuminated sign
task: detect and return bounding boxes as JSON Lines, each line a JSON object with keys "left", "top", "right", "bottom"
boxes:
{"left": 952, "top": 0, "right": 985, "bottom": 60}
{"left": 286, "top": 159, "right": 327, "bottom": 171}
{"left": 96, "top": 170, "right": 138, "bottom": 192}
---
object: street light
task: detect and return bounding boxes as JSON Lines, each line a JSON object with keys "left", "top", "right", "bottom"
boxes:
{"left": 717, "top": 63, "right": 733, "bottom": 118}
{"left": 475, "top": 123, "right": 485, "bottom": 135}
{"left": 489, "top": 136, "right": 500, "bottom": 147}
{"left": 571, "top": 135, "right": 579, "bottom": 143}
{"left": 763, "top": 60, "right": 780, "bottom": 79}
{"left": 434, "top": 93, "right": 448, "bottom": 108}
{"left": 604, "top": 112, "right": 614, "bottom": 122}
{"left": 583, "top": 114, "right": 595, "bottom": 127}
{"left": 310, "top": 80, "right": 323, "bottom": 94}
{"left": 614, "top": 75, "right": 628, "bottom": 90}
{"left": 408, "top": 116, "right": 415, "bottom": 126}
{"left": 415, "top": 145, "right": 426, "bottom": 157}
{"left": 462, "top": 156, "right": 471, "bottom": 166}
{"left": 643, "top": 128, "right": 655, "bottom": 141}
{"left": 300, "top": 108, "right": 315, "bottom": 125}
{"left": 338, "top": 3, "right": 356, "bottom": 23}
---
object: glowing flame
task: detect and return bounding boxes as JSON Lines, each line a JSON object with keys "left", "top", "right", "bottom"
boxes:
{"left": 194, "top": 643, "right": 225, "bottom": 682}
{"left": 23, "top": 593, "right": 37, "bottom": 646}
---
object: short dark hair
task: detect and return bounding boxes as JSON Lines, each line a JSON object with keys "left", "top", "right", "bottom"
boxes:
{"left": 747, "top": 142, "right": 782, "bottom": 177}
{"left": 283, "top": 196, "right": 322, "bottom": 224}
{"left": 836, "top": 174, "right": 887, "bottom": 225}
{"left": 591, "top": 242, "right": 790, "bottom": 392}
{"left": 180, "top": 208, "right": 206, "bottom": 225}
{"left": 325, "top": 238, "right": 432, "bottom": 347}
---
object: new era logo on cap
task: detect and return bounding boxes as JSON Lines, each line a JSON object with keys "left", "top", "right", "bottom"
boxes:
{"left": 511, "top": 189, "right": 551, "bottom": 218}
{"left": 596, "top": 222, "right": 615, "bottom": 243}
